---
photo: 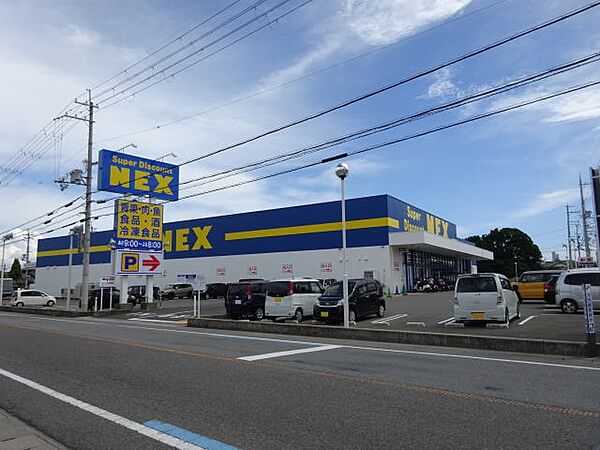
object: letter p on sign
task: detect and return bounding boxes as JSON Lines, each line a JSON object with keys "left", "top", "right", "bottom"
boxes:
{"left": 121, "top": 253, "right": 139, "bottom": 272}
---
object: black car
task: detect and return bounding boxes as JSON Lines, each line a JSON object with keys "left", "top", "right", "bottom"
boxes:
{"left": 199, "top": 283, "right": 228, "bottom": 300}
{"left": 128, "top": 285, "right": 160, "bottom": 304}
{"left": 225, "top": 281, "right": 267, "bottom": 320}
{"left": 543, "top": 275, "right": 560, "bottom": 304}
{"left": 87, "top": 288, "right": 124, "bottom": 311}
{"left": 313, "top": 279, "right": 385, "bottom": 323}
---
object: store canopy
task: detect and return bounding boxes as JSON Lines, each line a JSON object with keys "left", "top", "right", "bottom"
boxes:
{"left": 389, "top": 232, "right": 493, "bottom": 260}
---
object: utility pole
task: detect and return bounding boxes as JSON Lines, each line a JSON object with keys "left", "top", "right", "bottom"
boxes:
{"left": 566, "top": 205, "right": 573, "bottom": 269}
{"left": 579, "top": 174, "right": 592, "bottom": 258}
{"left": 80, "top": 90, "right": 94, "bottom": 312}
{"left": 55, "top": 89, "right": 96, "bottom": 310}
{"left": 25, "top": 231, "right": 31, "bottom": 263}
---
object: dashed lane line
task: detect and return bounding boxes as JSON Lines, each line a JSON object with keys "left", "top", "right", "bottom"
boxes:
{"left": 238, "top": 344, "right": 343, "bottom": 361}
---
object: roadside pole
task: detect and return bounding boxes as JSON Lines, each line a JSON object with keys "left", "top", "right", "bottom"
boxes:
{"left": 0, "top": 233, "right": 13, "bottom": 304}
{"left": 335, "top": 163, "right": 350, "bottom": 329}
{"left": 582, "top": 284, "right": 597, "bottom": 357}
{"left": 66, "top": 232, "right": 73, "bottom": 310}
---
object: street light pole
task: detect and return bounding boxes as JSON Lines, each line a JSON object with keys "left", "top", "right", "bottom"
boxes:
{"left": 335, "top": 163, "right": 350, "bottom": 329}
{"left": 0, "top": 233, "right": 13, "bottom": 304}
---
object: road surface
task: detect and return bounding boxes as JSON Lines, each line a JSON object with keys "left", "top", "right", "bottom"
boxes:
{"left": 0, "top": 311, "right": 598, "bottom": 449}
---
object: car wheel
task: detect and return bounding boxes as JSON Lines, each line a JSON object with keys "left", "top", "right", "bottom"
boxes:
{"left": 230, "top": 314, "right": 241, "bottom": 320}
{"left": 16, "top": 302, "right": 24, "bottom": 308}
{"left": 168, "top": 293, "right": 174, "bottom": 300}
{"left": 561, "top": 299, "right": 577, "bottom": 314}
{"left": 46, "top": 300, "right": 55, "bottom": 307}
{"left": 349, "top": 309, "right": 357, "bottom": 323}
{"left": 294, "top": 308, "right": 304, "bottom": 323}
{"left": 377, "top": 303, "right": 385, "bottom": 318}
{"left": 254, "top": 307, "right": 264, "bottom": 321}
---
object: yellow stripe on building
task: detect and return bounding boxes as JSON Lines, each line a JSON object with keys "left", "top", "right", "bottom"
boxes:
{"left": 37, "top": 245, "right": 111, "bottom": 258}
{"left": 224, "top": 217, "right": 399, "bottom": 241}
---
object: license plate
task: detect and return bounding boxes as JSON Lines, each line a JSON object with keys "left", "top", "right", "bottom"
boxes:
{"left": 234, "top": 300, "right": 241, "bottom": 305}
{"left": 273, "top": 297, "right": 282, "bottom": 303}
{"left": 320, "top": 311, "right": 329, "bottom": 318}
{"left": 471, "top": 312, "right": 485, "bottom": 320}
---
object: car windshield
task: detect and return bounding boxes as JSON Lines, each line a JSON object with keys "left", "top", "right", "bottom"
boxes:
{"left": 228, "top": 284, "right": 248, "bottom": 296}
{"left": 164, "top": 284, "right": 175, "bottom": 290}
{"left": 267, "top": 281, "right": 291, "bottom": 297}
{"left": 456, "top": 277, "right": 497, "bottom": 293}
{"left": 323, "top": 281, "right": 356, "bottom": 296}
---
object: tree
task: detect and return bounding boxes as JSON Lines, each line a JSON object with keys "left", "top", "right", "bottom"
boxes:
{"left": 466, "top": 228, "right": 542, "bottom": 277}
{"left": 8, "top": 258, "right": 21, "bottom": 280}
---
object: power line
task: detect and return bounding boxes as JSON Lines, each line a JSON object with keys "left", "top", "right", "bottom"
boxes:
{"left": 169, "top": 78, "right": 600, "bottom": 204}
{"left": 96, "top": 0, "right": 508, "bottom": 145}
{"left": 89, "top": 0, "right": 244, "bottom": 92}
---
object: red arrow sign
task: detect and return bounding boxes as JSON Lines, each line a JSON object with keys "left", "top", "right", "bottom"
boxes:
{"left": 142, "top": 255, "right": 161, "bottom": 271}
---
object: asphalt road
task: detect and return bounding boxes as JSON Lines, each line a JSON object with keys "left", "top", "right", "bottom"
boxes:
{"left": 0, "top": 311, "right": 599, "bottom": 449}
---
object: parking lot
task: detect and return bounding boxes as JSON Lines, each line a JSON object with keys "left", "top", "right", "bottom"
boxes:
{"left": 116, "top": 292, "right": 598, "bottom": 344}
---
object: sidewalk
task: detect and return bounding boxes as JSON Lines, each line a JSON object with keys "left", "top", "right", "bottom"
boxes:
{"left": 0, "top": 408, "right": 67, "bottom": 450}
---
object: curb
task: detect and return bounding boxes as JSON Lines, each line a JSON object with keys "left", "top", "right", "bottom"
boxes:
{"left": 0, "top": 305, "right": 130, "bottom": 317}
{"left": 187, "top": 317, "right": 599, "bottom": 358}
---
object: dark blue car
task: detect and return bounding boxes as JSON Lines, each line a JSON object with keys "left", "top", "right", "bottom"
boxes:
{"left": 313, "top": 279, "right": 385, "bottom": 323}
{"left": 225, "top": 280, "right": 267, "bottom": 320}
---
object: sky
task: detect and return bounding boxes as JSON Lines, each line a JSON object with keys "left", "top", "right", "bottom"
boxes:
{"left": 0, "top": 0, "right": 599, "bottom": 264}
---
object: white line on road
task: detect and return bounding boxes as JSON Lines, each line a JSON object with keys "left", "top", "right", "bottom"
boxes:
{"left": 127, "top": 318, "right": 185, "bottom": 324}
{"left": 238, "top": 345, "right": 342, "bottom": 361}
{"left": 0, "top": 367, "right": 203, "bottom": 450}
{"left": 2, "top": 312, "right": 599, "bottom": 372}
{"left": 437, "top": 317, "right": 455, "bottom": 325}
{"left": 518, "top": 316, "right": 537, "bottom": 326}
{"left": 371, "top": 313, "right": 407, "bottom": 324}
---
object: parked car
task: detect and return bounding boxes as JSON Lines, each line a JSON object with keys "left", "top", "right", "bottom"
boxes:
{"left": 454, "top": 273, "right": 520, "bottom": 324}
{"left": 128, "top": 285, "right": 160, "bottom": 304}
{"left": 543, "top": 275, "right": 560, "bottom": 305}
{"left": 87, "top": 288, "right": 122, "bottom": 311}
{"left": 159, "top": 283, "right": 194, "bottom": 299}
{"left": 554, "top": 269, "right": 600, "bottom": 314}
{"left": 225, "top": 280, "right": 268, "bottom": 320}
{"left": 199, "top": 283, "right": 228, "bottom": 300}
{"left": 10, "top": 289, "right": 56, "bottom": 307}
{"left": 511, "top": 270, "right": 563, "bottom": 301}
{"left": 314, "top": 279, "right": 385, "bottom": 323}
{"left": 265, "top": 279, "right": 323, "bottom": 322}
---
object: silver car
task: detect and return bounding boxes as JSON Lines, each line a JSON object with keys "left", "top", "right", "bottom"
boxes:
{"left": 554, "top": 269, "right": 600, "bottom": 313}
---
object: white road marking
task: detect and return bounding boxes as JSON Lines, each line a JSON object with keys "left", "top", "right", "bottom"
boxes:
{"left": 0, "top": 367, "right": 203, "bottom": 450}
{"left": 127, "top": 318, "right": 185, "bottom": 324}
{"left": 406, "top": 321, "right": 426, "bottom": 326}
{"left": 437, "top": 317, "right": 455, "bottom": 325}
{"left": 371, "top": 313, "right": 407, "bottom": 324}
{"left": 2, "top": 312, "right": 599, "bottom": 372}
{"left": 238, "top": 344, "right": 342, "bottom": 361}
{"left": 518, "top": 316, "right": 537, "bottom": 326}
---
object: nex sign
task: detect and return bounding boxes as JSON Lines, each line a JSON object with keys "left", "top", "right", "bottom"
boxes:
{"left": 117, "top": 250, "right": 164, "bottom": 275}
{"left": 97, "top": 149, "right": 179, "bottom": 201}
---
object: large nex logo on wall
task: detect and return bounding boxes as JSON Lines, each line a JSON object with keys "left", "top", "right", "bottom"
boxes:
{"left": 97, "top": 149, "right": 179, "bottom": 201}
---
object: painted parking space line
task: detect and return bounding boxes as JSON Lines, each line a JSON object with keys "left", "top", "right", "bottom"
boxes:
{"left": 127, "top": 318, "right": 186, "bottom": 325}
{"left": 371, "top": 313, "right": 407, "bottom": 324}
{"left": 437, "top": 317, "right": 455, "bottom": 325}
{"left": 518, "top": 316, "right": 537, "bottom": 326}
{"left": 0, "top": 367, "right": 204, "bottom": 449}
{"left": 238, "top": 344, "right": 342, "bottom": 361}
{"left": 145, "top": 420, "right": 239, "bottom": 450}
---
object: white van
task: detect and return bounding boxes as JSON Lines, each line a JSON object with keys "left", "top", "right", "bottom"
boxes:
{"left": 454, "top": 273, "right": 520, "bottom": 324}
{"left": 554, "top": 269, "right": 600, "bottom": 313}
{"left": 265, "top": 279, "right": 323, "bottom": 322}
{"left": 10, "top": 289, "right": 56, "bottom": 307}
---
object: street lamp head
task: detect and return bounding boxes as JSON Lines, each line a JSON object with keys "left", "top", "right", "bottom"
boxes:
{"left": 335, "top": 163, "right": 349, "bottom": 180}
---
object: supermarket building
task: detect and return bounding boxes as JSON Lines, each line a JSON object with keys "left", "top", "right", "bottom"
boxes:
{"left": 35, "top": 194, "right": 493, "bottom": 296}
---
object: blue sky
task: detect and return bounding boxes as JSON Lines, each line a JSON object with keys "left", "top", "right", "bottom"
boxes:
{"left": 0, "top": 0, "right": 599, "bottom": 262}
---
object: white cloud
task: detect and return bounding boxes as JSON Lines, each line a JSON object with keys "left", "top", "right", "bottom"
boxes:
{"left": 345, "top": 0, "right": 471, "bottom": 46}
{"left": 62, "top": 24, "right": 100, "bottom": 48}
{"left": 426, "top": 67, "right": 460, "bottom": 99}
{"left": 511, "top": 188, "right": 579, "bottom": 219}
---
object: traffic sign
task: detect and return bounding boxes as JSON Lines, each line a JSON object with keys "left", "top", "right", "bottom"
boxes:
{"left": 582, "top": 283, "right": 596, "bottom": 334}
{"left": 116, "top": 250, "right": 164, "bottom": 275}
{"left": 99, "top": 276, "right": 115, "bottom": 288}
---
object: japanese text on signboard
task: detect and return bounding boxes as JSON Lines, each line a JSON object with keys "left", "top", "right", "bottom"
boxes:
{"left": 114, "top": 200, "right": 163, "bottom": 250}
